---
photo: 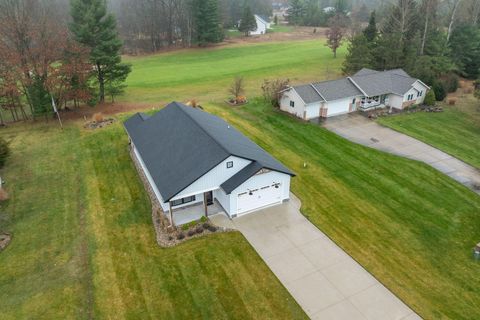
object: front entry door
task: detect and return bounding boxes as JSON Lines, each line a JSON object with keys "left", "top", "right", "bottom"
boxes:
{"left": 206, "top": 191, "right": 214, "bottom": 206}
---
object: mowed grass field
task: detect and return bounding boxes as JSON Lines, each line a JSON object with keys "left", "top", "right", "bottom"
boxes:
{"left": 205, "top": 100, "right": 480, "bottom": 320}
{"left": 122, "top": 39, "right": 345, "bottom": 103}
{"left": 0, "top": 122, "right": 307, "bottom": 319}
{"left": 378, "top": 94, "right": 480, "bottom": 169}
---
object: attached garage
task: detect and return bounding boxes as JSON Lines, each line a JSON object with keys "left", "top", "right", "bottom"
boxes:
{"left": 236, "top": 184, "right": 283, "bottom": 215}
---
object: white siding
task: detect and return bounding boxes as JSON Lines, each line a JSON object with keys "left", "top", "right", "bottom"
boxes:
{"left": 172, "top": 156, "right": 251, "bottom": 201}
{"left": 280, "top": 89, "right": 307, "bottom": 119}
{"left": 412, "top": 81, "right": 428, "bottom": 104}
{"left": 305, "top": 103, "right": 321, "bottom": 119}
{"left": 388, "top": 94, "right": 404, "bottom": 109}
{"left": 228, "top": 171, "right": 291, "bottom": 216}
{"left": 214, "top": 188, "right": 230, "bottom": 213}
{"left": 251, "top": 16, "right": 268, "bottom": 35}
{"left": 325, "top": 97, "right": 354, "bottom": 117}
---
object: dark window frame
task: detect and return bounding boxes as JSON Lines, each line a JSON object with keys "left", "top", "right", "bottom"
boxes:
{"left": 171, "top": 195, "right": 196, "bottom": 207}
{"left": 226, "top": 161, "right": 233, "bottom": 168}
{"left": 290, "top": 100, "right": 295, "bottom": 107}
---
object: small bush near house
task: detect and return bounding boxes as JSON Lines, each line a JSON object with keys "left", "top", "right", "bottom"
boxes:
{"left": 0, "top": 138, "right": 10, "bottom": 169}
{"left": 261, "top": 78, "right": 290, "bottom": 108}
{"left": 441, "top": 73, "right": 459, "bottom": 93}
{"left": 176, "top": 232, "right": 185, "bottom": 240}
{"left": 432, "top": 82, "right": 447, "bottom": 101}
{"left": 187, "top": 229, "right": 196, "bottom": 237}
{"left": 200, "top": 216, "right": 207, "bottom": 223}
{"left": 424, "top": 90, "right": 436, "bottom": 106}
{"left": 207, "top": 225, "right": 217, "bottom": 233}
{"left": 181, "top": 224, "right": 189, "bottom": 231}
{"left": 196, "top": 226, "right": 204, "bottom": 234}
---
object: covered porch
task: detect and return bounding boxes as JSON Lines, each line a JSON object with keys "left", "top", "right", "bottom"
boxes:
{"left": 359, "top": 94, "right": 388, "bottom": 111}
{"left": 166, "top": 191, "right": 226, "bottom": 226}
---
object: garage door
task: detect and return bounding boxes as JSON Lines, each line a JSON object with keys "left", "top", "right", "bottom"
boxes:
{"left": 237, "top": 184, "right": 282, "bottom": 215}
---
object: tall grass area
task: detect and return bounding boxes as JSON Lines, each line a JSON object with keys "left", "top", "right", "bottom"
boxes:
{"left": 122, "top": 40, "right": 344, "bottom": 103}
{"left": 0, "top": 123, "right": 307, "bottom": 319}
{"left": 378, "top": 95, "right": 480, "bottom": 169}
{"left": 205, "top": 100, "right": 480, "bottom": 320}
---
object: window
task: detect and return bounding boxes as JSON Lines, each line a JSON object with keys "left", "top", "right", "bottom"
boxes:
{"left": 171, "top": 196, "right": 196, "bottom": 207}
{"left": 290, "top": 100, "right": 295, "bottom": 107}
{"left": 352, "top": 98, "right": 356, "bottom": 104}
{"left": 407, "top": 94, "right": 414, "bottom": 100}
{"left": 226, "top": 161, "right": 233, "bottom": 168}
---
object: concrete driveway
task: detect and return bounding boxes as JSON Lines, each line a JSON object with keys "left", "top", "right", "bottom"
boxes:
{"left": 211, "top": 197, "right": 420, "bottom": 320}
{"left": 323, "top": 114, "right": 480, "bottom": 194}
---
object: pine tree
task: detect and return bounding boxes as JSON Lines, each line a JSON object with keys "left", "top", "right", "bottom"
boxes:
{"left": 287, "top": 0, "right": 306, "bottom": 25}
{"left": 239, "top": 6, "right": 257, "bottom": 36}
{"left": 192, "top": 0, "right": 224, "bottom": 46}
{"left": 69, "top": 0, "right": 131, "bottom": 103}
{"left": 363, "top": 11, "right": 377, "bottom": 42}
{"left": 342, "top": 34, "right": 373, "bottom": 74}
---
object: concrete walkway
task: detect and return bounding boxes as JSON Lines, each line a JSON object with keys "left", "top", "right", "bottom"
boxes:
{"left": 322, "top": 114, "right": 480, "bottom": 194}
{"left": 211, "top": 196, "right": 420, "bottom": 320}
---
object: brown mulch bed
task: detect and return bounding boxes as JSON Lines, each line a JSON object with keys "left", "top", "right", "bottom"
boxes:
{"left": 83, "top": 118, "right": 116, "bottom": 130}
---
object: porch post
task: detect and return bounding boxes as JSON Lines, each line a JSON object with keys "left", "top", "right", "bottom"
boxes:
{"left": 203, "top": 192, "right": 208, "bottom": 217}
{"left": 168, "top": 201, "right": 174, "bottom": 227}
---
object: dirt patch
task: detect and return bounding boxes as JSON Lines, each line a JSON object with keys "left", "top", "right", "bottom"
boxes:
{"left": 0, "top": 233, "right": 12, "bottom": 251}
{"left": 84, "top": 118, "right": 116, "bottom": 130}
{"left": 225, "top": 26, "right": 326, "bottom": 46}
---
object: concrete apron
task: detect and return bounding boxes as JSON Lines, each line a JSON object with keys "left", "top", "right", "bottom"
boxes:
{"left": 210, "top": 195, "right": 421, "bottom": 320}
{"left": 322, "top": 114, "right": 480, "bottom": 195}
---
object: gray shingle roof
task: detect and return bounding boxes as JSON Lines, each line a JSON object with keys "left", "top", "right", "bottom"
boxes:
{"left": 292, "top": 84, "right": 324, "bottom": 104}
{"left": 291, "top": 68, "right": 422, "bottom": 103}
{"left": 312, "top": 78, "right": 363, "bottom": 101}
{"left": 124, "top": 102, "right": 294, "bottom": 201}
{"left": 351, "top": 69, "right": 418, "bottom": 96}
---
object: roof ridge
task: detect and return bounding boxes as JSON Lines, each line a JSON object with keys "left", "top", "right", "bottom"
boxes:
{"left": 173, "top": 102, "right": 231, "bottom": 156}
{"left": 309, "top": 83, "right": 327, "bottom": 101}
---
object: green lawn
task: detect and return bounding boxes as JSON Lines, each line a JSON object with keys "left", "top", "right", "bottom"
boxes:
{"left": 203, "top": 100, "right": 479, "bottom": 320}
{"left": 378, "top": 95, "right": 480, "bottom": 169}
{"left": 122, "top": 39, "right": 344, "bottom": 103}
{"left": 0, "top": 123, "right": 307, "bottom": 319}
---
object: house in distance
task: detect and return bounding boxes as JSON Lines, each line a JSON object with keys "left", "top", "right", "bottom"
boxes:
{"left": 280, "top": 68, "right": 430, "bottom": 119}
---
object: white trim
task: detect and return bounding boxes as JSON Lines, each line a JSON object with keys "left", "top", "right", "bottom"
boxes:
{"left": 309, "top": 84, "right": 327, "bottom": 102}
{"left": 347, "top": 77, "right": 368, "bottom": 96}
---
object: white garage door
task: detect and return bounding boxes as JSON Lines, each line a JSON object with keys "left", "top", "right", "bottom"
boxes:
{"left": 237, "top": 184, "right": 283, "bottom": 215}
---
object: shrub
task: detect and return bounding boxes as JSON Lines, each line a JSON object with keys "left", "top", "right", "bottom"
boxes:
{"left": 187, "top": 229, "right": 196, "bottom": 237}
{"left": 432, "top": 82, "right": 447, "bottom": 101}
{"left": 0, "top": 188, "right": 8, "bottom": 202}
{"left": 423, "top": 90, "right": 436, "bottom": 106}
{"left": 196, "top": 226, "right": 204, "bottom": 234}
{"left": 176, "top": 232, "right": 185, "bottom": 240}
{"left": 448, "top": 98, "right": 457, "bottom": 105}
{"left": 92, "top": 112, "right": 104, "bottom": 123}
{"left": 202, "top": 222, "right": 210, "bottom": 229}
{"left": 464, "top": 88, "right": 473, "bottom": 94}
{"left": 441, "top": 73, "right": 459, "bottom": 93}
{"left": 207, "top": 225, "right": 217, "bottom": 232}
{"left": 0, "top": 138, "right": 10, "bottom": 169}
{"left": 200, "top": 216, "right": 207, "bottom": 223}
{"left": 181, "top": 224, "right": 189, "bottom": 231}
{"left": 229, "top": 76, "right": 245, "bottom": 100}
{"left": 261, "top": 78, "right": 290, "bottom": 108}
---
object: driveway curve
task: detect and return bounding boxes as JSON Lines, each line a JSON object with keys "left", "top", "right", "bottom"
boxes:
{"left": 211, "top": 196, "right": 420, "bottom": 320}
{"left": 323, "top": 114, "right": 480, "bottom": 195}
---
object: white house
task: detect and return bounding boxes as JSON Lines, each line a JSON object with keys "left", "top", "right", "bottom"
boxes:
{"left": 251, "top": 15, "right": 271, "bottom": 35}
{"left": 124, "top": 102, "right": 294, "bottom": 226}
{"left": 280, "top": 68, "right": 430, "bottom": 120}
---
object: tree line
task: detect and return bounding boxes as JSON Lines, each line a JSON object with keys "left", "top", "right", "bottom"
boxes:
{"left": 110, "top": 0, "right": 272, "bottom": 53}
{"left": 0, "top": 0, "right": 130, "bottom": 124}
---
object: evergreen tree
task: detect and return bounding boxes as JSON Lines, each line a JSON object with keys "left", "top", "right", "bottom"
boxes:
{"left": 27, "top": 76, "right": 51, "bottom": 120}
{"left": 70, "top": 0, "right": 131, "bottom": 103}
{"left": 363, "top": 11, "right": 377, "bottom": 42}
{"left": 287, "top": 0, "right": 306, "bottom": 25}
{"left": 449, "top": 25, "right": 480, "bottom": 79}
{"left": 192, "top": 0, "right": 224, "bottom": 46}
{"left": 342, "top": 34, "right": 373, "bottom": 74}
{"left": 239, "top": 6, "right": 257, "bottom": 36}
{"left": 274, "top": 15, "right": 278, "bottom": 25}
